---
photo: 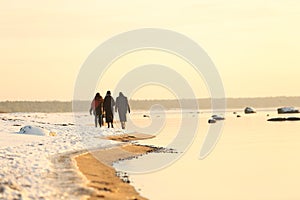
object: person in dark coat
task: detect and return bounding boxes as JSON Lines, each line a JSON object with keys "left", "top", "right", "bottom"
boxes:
{"left": 103, "top": 91, "right": 115, "bottom": 128}
{"left": 89, "top": 93, "right": 104, "bottom": 127}
{"left": 115, "top": 92, "right": 130, "bottom": 129}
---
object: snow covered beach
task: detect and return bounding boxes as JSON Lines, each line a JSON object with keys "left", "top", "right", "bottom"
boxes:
{"left": 0, "top": 112, "right": 134, "bottom": 199}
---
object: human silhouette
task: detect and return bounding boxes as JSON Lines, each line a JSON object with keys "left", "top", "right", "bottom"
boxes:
{"left": 103, "top": 91, "right": 115, "bottom": 128}
{"left": 89, "top": 93, "right": 104, "bottom": 127}
{"left": 115, "top": 92, "right": 131, "bottom": 129}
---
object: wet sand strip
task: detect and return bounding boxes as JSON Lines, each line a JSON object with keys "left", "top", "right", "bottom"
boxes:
{"left": 75, "top": 133, "right": 157, "bottom": 200}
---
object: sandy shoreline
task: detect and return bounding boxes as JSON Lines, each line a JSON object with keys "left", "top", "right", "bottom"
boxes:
{"left": 74, "top": 135, "right": 156, "bottom": 200}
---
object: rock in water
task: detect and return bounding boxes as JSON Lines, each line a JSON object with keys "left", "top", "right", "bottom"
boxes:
{"left": 267, "top": 117, "right": 286, "bottom": 122}
{"left": 208, "top": 119, "right": 217, "bottom": 124}
{"left": 267, "top": 117, "right": 300, "bottom": 122}
{"left": 244, "top": 107, "right": 256, "bottom": 114}
{"left": 286, "top": 117, "right": 300, "bottom": 121}
{"left": 211, "top": 114, "right": 225, "bottom": 120}
{"left": 277, "top": 107, "right": 300, "bottom": 114}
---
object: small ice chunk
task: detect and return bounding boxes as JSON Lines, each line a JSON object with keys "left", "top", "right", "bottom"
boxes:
{"left": 18, "top": 126, "right": 49, "bottom": 136}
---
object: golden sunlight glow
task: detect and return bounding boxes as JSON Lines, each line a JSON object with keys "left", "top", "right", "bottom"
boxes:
{"left": 0, "top": 0, "right": 299, "bottom": 100}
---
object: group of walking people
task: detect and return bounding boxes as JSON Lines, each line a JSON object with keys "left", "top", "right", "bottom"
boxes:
{"left": 89, "top": 91, "right": 130, "bottom": 129}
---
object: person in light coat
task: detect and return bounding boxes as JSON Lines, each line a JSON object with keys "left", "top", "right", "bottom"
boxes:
{"left": 115, "top": 92, "right": 130, "bottom": 129}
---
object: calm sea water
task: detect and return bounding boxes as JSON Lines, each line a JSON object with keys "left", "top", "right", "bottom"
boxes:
{"left": 115, "top": 109, "right": 300, "bottom": 200}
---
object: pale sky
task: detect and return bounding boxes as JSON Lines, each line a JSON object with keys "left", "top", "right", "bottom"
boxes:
{"left": 0, "top": 0, "right": 299, "bottom": 100}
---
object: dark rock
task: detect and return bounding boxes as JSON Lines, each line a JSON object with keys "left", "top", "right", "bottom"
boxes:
{"left": 267, "top": 117, "right": 286, "bottom": 122}
{"left": 208, "top": 119, "right": 216, "bottom": 124}
{"left": 244, "top": 107, "right": 256, "bottom": 114}
{"left": 268, "top": 116, "right": 300, "bottom": 122}
{"left": 237, "top": 115, "right": 241, "bottom": 118}
{"left": 277, "top": 107, "right": 300, "bottom": 114}
{"left": 211, "top": 115, "right": 225, "bottom": 120}
{"left": 286, "top": 117, "right": 300, "bottom": 121}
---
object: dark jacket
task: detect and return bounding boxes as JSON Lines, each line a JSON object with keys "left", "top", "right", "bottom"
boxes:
{"left": 103, "top": 95, "right": 115, "bottom": 122}
{"left": 90, "top": 96, "right": 103, "bottom": 115}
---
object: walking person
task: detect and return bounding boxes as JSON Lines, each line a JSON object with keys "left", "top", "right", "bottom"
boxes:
{"left": 103, "top": 91, "right": 115, "bottom": 128}
{"left": 89, "top": 93, "right": 104, "bottom": 127}
{"left": 115, "top": 92, "right": 131, "bottom": 129}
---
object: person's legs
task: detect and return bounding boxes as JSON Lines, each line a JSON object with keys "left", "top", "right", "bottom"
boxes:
{"left": 100, "top": 115, "right": 104, "bottom": 126}
{"left": 121, "top": 121, "right": 125, "bottom": 129}
{"left": 98, "top": 114, "right": 102, "bottom": 127}
{"left": 106, "top": 113, "right": 114, "bottom": 128}
{"left": 94, "top": 115, "right": 97, "bottom": 127}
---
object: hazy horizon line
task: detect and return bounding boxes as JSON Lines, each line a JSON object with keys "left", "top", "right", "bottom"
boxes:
{"left": 1, "top": 96, "right": 300, "bottom": 102}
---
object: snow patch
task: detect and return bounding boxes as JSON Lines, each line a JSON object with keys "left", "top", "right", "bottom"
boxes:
{"left": 18, "top": 125, "right": 52, "bottom": 136}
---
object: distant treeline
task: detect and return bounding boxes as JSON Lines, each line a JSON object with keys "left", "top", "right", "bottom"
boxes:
{"left": 130, "top": 96, "right": 300, "bottom": 110}
{"left": 0, "top": 101, "right": 72, "bottom": 113}
{"left": 0, "top": 96, "right": 300, "bottom": 113}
